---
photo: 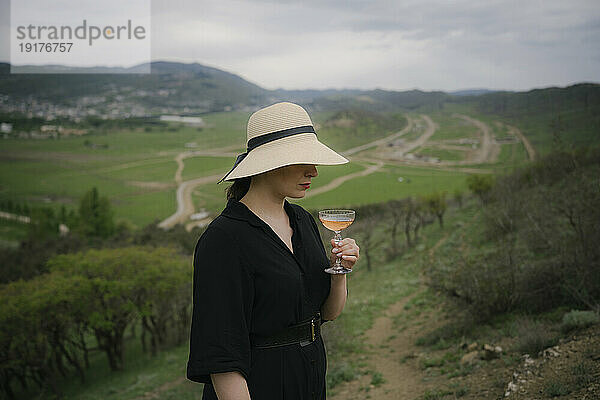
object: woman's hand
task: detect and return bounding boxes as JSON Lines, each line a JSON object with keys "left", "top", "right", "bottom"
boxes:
{"left": 330, "top": 237, "right": 360, "bottom": 269}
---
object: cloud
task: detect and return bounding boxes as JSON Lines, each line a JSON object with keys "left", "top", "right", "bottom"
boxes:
{"left": 1, "top": 0, "right": 599, "bottom": 90}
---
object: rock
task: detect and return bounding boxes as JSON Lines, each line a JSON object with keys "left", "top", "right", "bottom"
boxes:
{"left": 495, "top": 346, "right": 503, "bottom": 354}
{"left": 541, "top": 347, "right": 560, "bottom": 358}
{"left": 482, "top": 344, "right": 499, "bottom": 360}
{"left": 467, "top": 342, "right": 479, "bottom": 352}
{"left": 523, "top": 354, "right": 535, "bottom": 367}
{"left": 505, "top": 381, "right": 518, "bottom": 397}
{"left": 460, "top": 351, "right": 480, "bottom": 366}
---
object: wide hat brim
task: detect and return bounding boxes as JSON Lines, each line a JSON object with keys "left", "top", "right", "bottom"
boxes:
{"left": 221, "top": 133, "right": 348, "bottom": 182}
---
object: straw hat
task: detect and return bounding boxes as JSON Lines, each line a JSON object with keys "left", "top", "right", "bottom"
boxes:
{"left": 218, "top": 102, "right": 348, "bottom": 183}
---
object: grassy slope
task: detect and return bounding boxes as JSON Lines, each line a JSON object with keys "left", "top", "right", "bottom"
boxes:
{"left": 14, "top": 197, "right": 473, "bottom": 400}
{"left": 15, "top": 190, "right": 598, "bottom": 399}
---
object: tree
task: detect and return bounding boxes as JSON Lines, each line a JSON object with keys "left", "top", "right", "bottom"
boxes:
{"left": 352, "top": 205, "right": 384, "bottom": 271}
{"left": 403, "top": 197, "right": 416, "bottom": 247}
{"left": 77, "top": 187, "right": 115, "bottom": 238}
{"left": 412, "top": 197, "right": 430, "bottom": 243}
{"left": 27, "top": 206, "right": 59, "bottom": 240}
{"left": 0, "top": 276, "right": 87, "bottom": 398}
{"left": 129, "top": 247, "right": 191, "bottom": 355}
{"left": 424, "top": 192, "right": 447, "bottom": 228}
{"left": 384, "top": 199, "right": 405, "bottom": 259}
{"left": 466, "top": 174, "right": 494, "bottom": 204}
{"left": 46, "top": 246, "right": 191, "bottom": 370}
{"left": 453, "top": 189, "right": 464, "bottom": 208}
{"left": 47, "top": 248, "right": 139, "bottom": 371}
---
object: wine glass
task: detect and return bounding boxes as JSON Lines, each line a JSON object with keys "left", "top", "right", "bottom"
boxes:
{"left": 318, "top": 209, "right": 356, "bottom": 274}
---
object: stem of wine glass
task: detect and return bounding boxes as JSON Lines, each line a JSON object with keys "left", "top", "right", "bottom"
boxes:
{"left": 333, "top": 231, "right": 342, "bottom": 268}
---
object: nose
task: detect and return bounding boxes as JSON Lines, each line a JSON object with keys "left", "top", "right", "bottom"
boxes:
{"left": 306, "top": 165, "right": 318, "bottom": 177}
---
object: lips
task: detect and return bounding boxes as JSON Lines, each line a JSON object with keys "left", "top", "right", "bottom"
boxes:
{"left": 299, "top": 183, "right": 311, "bottom": 189}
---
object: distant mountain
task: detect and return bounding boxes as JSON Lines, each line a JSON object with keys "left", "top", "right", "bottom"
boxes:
{"left": 0, "top": 61, "right": 272, "bottom": 114}
{"left": 1, "top": 62, "right": 598, "bottom": 143}
{"left": 449, "top": 88, "right": 498, "bottom": 96}
{"left": 466, "top": 83, "right": 600, "bottom": 153}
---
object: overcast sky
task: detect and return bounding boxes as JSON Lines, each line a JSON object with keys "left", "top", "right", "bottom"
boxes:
{"left": 1, "top": 0, "right": 599, "bottom": 91}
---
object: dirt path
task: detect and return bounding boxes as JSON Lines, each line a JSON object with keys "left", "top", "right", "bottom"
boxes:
{"left": 330, "top": 231, "right": 455, "bottom": 400}
{"left": 371, "top": 114, "right": 500, "bottom": 168}
{"left": 174, "top": 145, "right": 240, "bottom": 185}
{"left": 355, "top": 155, "right": 495, "bottom": 175}
{"left": 158, "top": 113, "right": 502, "bottom": 230}
{"left": 304, "top": 161, "right": 383, "bottom": 199}
{"left": 157, "top": 172, "right": 225, "bottom": 230}
{"left": 454, "top": 114, "right": 495, "bottom": 164}
{"left": 135, "top": 376, "right": 186, "bottom": 400}
{"left": 331, "top": 292, "right": 432, "bottom": 400}
{"left": 342, "top": 116, "right": 414, "bottom": 156}
{"left": 159, "top": 121, "right": 410, "bottom": 229}
{"left": 158, "top": 145, "right": 241, "bottom": 230}
{"left": 507, "top": 124, "right": 536, "bottom": 161}
{"left": 0, "top": 211, "right": 30, "bottom": 223}
{"left": 392, "top": 114, "right": 436, "bottom": 157}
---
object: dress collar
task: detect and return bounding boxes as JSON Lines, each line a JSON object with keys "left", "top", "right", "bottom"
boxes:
{"left": 222, "top": 197, "right": 301, "bottom": 228}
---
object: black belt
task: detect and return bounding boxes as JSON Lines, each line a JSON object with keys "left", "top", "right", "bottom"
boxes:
{"left": 250, "top": 312, "right": 322, "bottom": 349}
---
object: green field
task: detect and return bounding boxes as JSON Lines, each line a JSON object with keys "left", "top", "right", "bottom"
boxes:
{"left": 428, "top": 113, "right": 479, "bottom": 142}
{"left": 296, "top": 164, "right": 469, "bottom": 211}
{"left": 191, "top": 162, "right": 367, "bottom": 214}
{"left": 415, "top": 146, "right": 466, "bottom": 161}
{"left": 103, "top": 158, "right": 178, "bottom": 182}
{"left": 181, "top": 156, "right": 234, "bottom": 181}
{"left": 0, "top": 108, "right": 524, "bottom": 240}
{"left": 312, "top": 111, "right": 407, "bottom": 152}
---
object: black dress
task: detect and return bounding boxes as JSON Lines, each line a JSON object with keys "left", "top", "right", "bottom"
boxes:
{"left": 186, "top": 198, "right": 344, "bottom": 399}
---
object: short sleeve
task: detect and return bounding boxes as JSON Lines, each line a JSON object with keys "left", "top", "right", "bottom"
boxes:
{"left": 186, "top": 225, "right": 254, "bottom": 384}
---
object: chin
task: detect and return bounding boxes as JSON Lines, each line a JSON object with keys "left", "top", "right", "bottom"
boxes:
{"left": 287, "top": 191, "right": 307, "bottom": 199}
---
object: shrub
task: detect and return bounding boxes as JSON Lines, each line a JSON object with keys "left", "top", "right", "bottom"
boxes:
{"left": 572, "top": 361, "right": 594, "bottom": 388}
{"left": 427, "top": 146, "right": 600, "bottom": 322}
{"left": 415, "top": 319, "right": 474, "bottom": 347}
{"left": 326, "top": 362, "right": 360, "bottom": 389}
{"left": 544, "top": 380, "right": 571, "bottom": 397}
{"left": 561, "top": 310, "right": 600, "bottom": 332}
{"left": 513, "top": 318, "right": 557, "bottom": 355}
{"left": 370, "top": 371, "right": 385, "bottom": 386}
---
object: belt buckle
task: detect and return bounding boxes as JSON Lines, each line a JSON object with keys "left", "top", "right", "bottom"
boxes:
{"left": 300, "top": 317, "right": 318, "bottom": 347}
{"left": 311, "top": 312, "right": 320, "bottom": 341}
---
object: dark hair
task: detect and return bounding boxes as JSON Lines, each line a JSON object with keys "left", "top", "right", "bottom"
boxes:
{"left": 225, "top": 177, "right": 251, "bottom": 201}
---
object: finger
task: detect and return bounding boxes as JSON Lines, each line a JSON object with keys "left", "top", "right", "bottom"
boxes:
{"left": 334, "top": 243, "right": 359, "bottom": 253}
{"left": 337, "top": 247, "right": 359, "bottom": 256}
{"left": 341, "top": 255, "right": 357, "bottom": 268}
{"left": 336, "top": 238, "right": 355, "bottom": 246}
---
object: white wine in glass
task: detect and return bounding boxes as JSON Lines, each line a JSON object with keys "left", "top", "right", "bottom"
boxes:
{"left": 318, "top": 210, "right": 356, "bottom": 274}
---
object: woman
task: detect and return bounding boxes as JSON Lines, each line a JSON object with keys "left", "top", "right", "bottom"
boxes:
{"left": 186, "top": 102, "right": 360, "bottom": 400}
